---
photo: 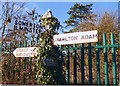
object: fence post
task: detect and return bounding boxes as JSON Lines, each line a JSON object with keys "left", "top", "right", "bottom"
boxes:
{"left": 66, "top": 45, "right": 70, "bottom": 84}
{"left": 111, "top": 33, "right": 117, "bottom": 85}
{"left": 88, "top": 43, "right": 92, "bottom": 84}
{"left": 81, "top": 43, "right": 85, "bottom": 84}
{"left": 73, "top": 44, "right": 77, "bottom": 84}
{"left": 103, "top": 33, "right": 109, "bottom": 85}
{"left": 96, "top": 42, "right": 101, "bottom": 84}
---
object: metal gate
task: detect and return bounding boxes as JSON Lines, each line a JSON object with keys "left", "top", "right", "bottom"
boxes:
{"left": 59, "top": 33, "right": 120, "bottom": 85}
{"left": 1, "top": 32, "right": 120, "bottom": 85}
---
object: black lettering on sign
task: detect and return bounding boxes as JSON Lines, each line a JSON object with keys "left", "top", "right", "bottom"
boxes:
{"left": 81, "top": 35, "right": 84, "bottom": 40}
{"left": 62, "top": 37, "right": 67, "bottom": 41}
{"left": 74, "top": 36, "right": 78, "bottom": 40}
{"left": 57, "top": 38, "right": 61, "bottom": 41}
{"left": 19, "top": 21, "right": 21, "bottom": 25}
{"left": 81, "top": 34, "right": 97, "bottom": 40}
{"left": 68, "top": 37, "right": 71, "bottom": 41}
{"left": 22, "top": 21, "right": 25, "bottom": 26}
{"left": 14, "top": 25, "right": 18, "bottom": 30}
{"left": 56, "top": 36, "right": 78, "bottom": 42}
{"left": 89, "top": 35, "right": 92, "bottom": 39}
{"left": 19, "top": 26, "right": 23, "bottom": 30}
{"left": 71, "top": 36, "right": 74, "bottom": 41}
{"left": 85, "top": 35, "right": 89, "bottom": 39}
{"left": 93, "top": 34, "right": 98, "bottom": 38}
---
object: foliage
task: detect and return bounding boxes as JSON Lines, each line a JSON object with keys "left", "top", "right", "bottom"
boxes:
{"left": 65, "top": 3, "right": 119, "bottom": 84}
{"left": 64, "top": 3, "right": 94, "bottom": 28}
{"left": 0, "top": 2, "right": 25, "bottom": 38}
{"left": 35, "top": 12, "right": 64, "bottom": 84}
{"left": 1, "top": 9, "right": 40, "bottom": 84}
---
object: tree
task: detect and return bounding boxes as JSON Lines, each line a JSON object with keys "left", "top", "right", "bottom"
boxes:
{"left": 95, "top": 12, "right": 119, "bottom": 84}
{"left": 1, "top": 8, "right": 43, "bottom": 83}
{"left": 64, "top": 3, "right": 94, "bottom": 28}
{"left": 0, "top": 1, "right": 25, "bottom": 61}
{"left": 97, "top": 12, "right": 119, "bottom": 44}
{"left": 0, "top": 2, "right": 25, "bottom": 38}
{"left": 0, "top": 1, "right": 25, "bottom": 83}
{"left": 70, "top": 12, "right": 119, "bottom": 84}
{"left": 65, "top": 3, "right": 119, "bottom": 84}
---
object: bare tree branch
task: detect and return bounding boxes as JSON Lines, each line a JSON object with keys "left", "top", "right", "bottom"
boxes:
{"left": 0, "top": 2, "right": 26, "bottom": 37}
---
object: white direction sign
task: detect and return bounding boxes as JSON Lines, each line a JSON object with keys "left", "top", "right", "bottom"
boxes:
{"left": 53, "top": 30, "right": 98, "bottom": 45}
{"left": 13, "top": 47, "right": 38, "bottom": 57}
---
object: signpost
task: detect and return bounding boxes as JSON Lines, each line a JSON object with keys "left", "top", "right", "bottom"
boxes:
{"left": 13, "top": 47, "right": 38, "bottom": 57}
{"left": 53, "top": 30, "right": 98, "bottom": 45}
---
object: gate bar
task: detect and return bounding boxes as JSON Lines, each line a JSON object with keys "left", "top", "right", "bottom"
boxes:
{"left": 88, "top": 43, "right": 92, "bottom": 84}
{"left": 73, "top": 44, "right": 77, "bottom": 84}
{"left": 81, "top": 43, "right": 85, "bottom": 84}
{"left": 66, "top": 45, "right": 70, "bottom": 84}
{"left": 103, "top": 33, "right": 109, "bottom": 85}
{"left": 96, "top": 42, "right": 101, "bottom": 84}
{"left": 111, "top": 33, "right": 117, "bottom": 85}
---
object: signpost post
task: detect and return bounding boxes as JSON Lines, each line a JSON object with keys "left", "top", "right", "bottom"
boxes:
{"left": 13, "top": 47, "right": 38, "bottom": 57}
{"left": 53, "top": 30, "right": 98, "bottom": 45}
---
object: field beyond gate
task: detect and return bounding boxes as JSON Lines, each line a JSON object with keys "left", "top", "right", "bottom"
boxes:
{"left": 1, "top": 32, "right": 120, "bottom": 85}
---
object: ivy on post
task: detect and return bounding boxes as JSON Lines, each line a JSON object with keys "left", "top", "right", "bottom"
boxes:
{"left": 35, "top": 9, "right": 62, "bottom": 84}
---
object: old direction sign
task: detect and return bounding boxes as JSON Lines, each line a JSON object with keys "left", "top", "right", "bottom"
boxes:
{"left": 13, "top": 47, "right": 38, "bottom": 57}
{"left": 53, "top": 30, "right": 98, "bottom": 45}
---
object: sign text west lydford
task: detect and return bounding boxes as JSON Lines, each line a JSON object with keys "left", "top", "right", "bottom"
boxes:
{"left": 53, "top": 30, "right": 98, "bottom": 45}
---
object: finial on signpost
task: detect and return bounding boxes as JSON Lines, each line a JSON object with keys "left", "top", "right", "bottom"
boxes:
{"left": 41, "top": 9, "right": 54, "bottom": 30}
{"left": 41, "top": 9, "right": 54, "bottom": 19}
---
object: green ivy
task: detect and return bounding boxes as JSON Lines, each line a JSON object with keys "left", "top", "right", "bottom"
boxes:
{"left": 35, "top": 16, "right": 62, "bottom": 84}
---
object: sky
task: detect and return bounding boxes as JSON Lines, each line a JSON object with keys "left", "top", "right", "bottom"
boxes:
{"left": 0, "top": 1, "right": 119, "bottom": 36}
{"left": 25, "top": 2, "right": 118, "bottom": 32}
{"left": 1, "top": 0, "right": 120, "bottom": 2}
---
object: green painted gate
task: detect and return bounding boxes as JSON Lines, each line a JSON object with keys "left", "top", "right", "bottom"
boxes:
{"left": 59, "top": 32, "right": 120, "bottom": 85}
{"left": 1, "top": 32, "right": 120, "bottom": 85}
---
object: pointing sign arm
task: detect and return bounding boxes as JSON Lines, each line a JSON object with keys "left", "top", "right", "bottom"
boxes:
{"left": 13, "top": 47, "right": 38, "bottom": 57}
